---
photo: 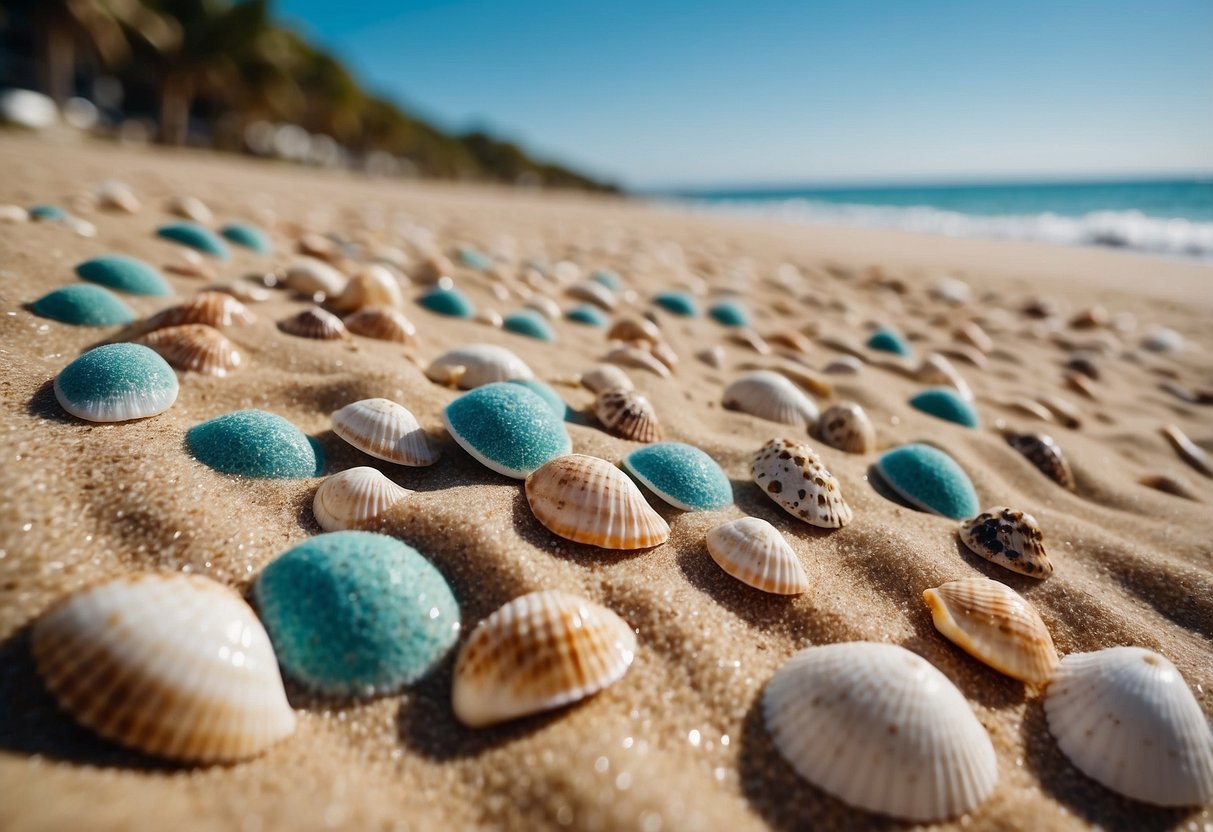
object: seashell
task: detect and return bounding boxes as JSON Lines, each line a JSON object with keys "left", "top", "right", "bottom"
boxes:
{"left": 328, "top": 264, "right": 404, "bottom": 312}
{"left": 709, "top": 299, "right": 749, "bottom": 327}
{"left": 580, "top": 363, "right": 634, "bottom": 394}
{"left": 55, "top": 343, "right": 178, "bottom": 422}
{"left": 939, "top": 344, "right": 989, "bottom": 369}
{"left": 1045, "top": 647, "right": 1213, "bottom": 806}
{"left": 1064, "top": 353, "right": 1100, "bottom": 380}
{"left": 344, "top": 306, "right": 418, "bottom": 344}
{"left": 591, "top": 269, "right": 621, "bottom": 290}
{"left": 763, "top": 642, "right": 998, "bottom": 821}
{"left": 865, "top": 327, "right": 911, "bottom": 356}
{"left": 444, "top": 383, "right": 571, "bottom": 478}
{"left": 312, "top": 467, "right": 412, "bottom": 531}
{"left": 652, "top": 290, "right": 698, "bottom": 317}
{"left": 0, "top": 204, "right": 30, "bottom": 223}
{"left": 647, "top": 339, "right": 680, "bottom": 373}
{"left": 766, "top": 330, "right": 813, "bottom": 353}
{"left": 157, "top": 222, "right": 230, "bottom": 259}
{"left": 220, "top": 222, "right": 273, "bottom": 254}
{"left": 524, "top": 295, "right": 563, "bottom": 320}
{"left": 1141, "top": 326, "right": 1183, "bottom": 353}
{"left": 256, "top": 531, "right": 460, "bottom": 696}
{"left": 595, "top": 388, "right": 662, "bottom": 442}
{"left": 959, "top": 506, "right": 1053, "bottom": 578}
{"left": 1064, "top": 371, "right": 1098, "bottom": 400}
{"left": 31, "top": 284, "right": 135, "bottom": 326}
{"left": 95, "top": 179, "right": 140, "bottom": 213}
{"left": 751, "top": 438, "right": 852, "bottom": 528}
{"left": 137, "top": 324, "right": 242, "bottom": 376}
{"left": 1158, "top": 381, "right": 1203, "bottom": 405}
{"left": 205, "top": 280, "right": 271, "bottom": 304}
{"left": 278, "top": 306, "right": 348, "bottom": 339}
{"left": 607, "top": 317, "right": 661, "bottom": 345}
{"left": 874, "top": 443, "right": 979, "bottom": 519}
{"left": 1022, "top": 295, "right": 1058, "bottom": 319}
{"left": 696, "top": 345, "right": 726, "bottom": 369}
{"left": 417, "top": 285, "right": 475, "bottom": 318}
{"left": 955, "top": 321, "right": 993, "bottom": 354}
{"left": 910, "top": 387, "right": 980, "bottom": 428}
{"left": 814, "top": 402, "right": 876, "bottom": 454}
{"left": 282, "top": 257, "right": 347, "bottom": 297}
{"left": 1002, "top": 397, "right": 1054, "bottom": 422}
{"left": 32, "top": 573, "right": 295, "bottom": 761}
{"left": 1036, "top": 395, "right": 1081, "bottom": 429}
{"left": 457, "top": 246, "right": 492, "bottom": 270}
{"left": 1161, "top": 424, "right": 1212, "bottom": 478}
{"left": 1139, "top": 472, "right": 1202, "bottom": 501}
{"left": 567, "top": 280, "right": 616, "bottom": 310}
{"left": 605, "top": 345, "right": 672, "bottom": 378}
{"left": 566, "top": 304, "right": 608, "bottom": 326}
{"left": 621, "top": 442, "right": 733, "bottom": 511}
{"left": 187, "top": 409, "right": 323, "bottom": 478}
{"left": 507, "top": 378, "right": 567, "bottom": 419}
{"left": 1005, "top": 431, "right": 1075, "bottom": 490}
{"left": 452, "top": 590, "right": 636, "bottom": 727}
{"left": 923, "top": 577, "right": 1058, "bottom": 683}
{"left": 723, "top": 371, "right": 818, "bottom": 427}
{"left": 166, "top": 195, "right": 212, "bottom": 224}
{"left": 1068, "top": 305, "right": 1109, "bottom": 329}
{"left": 931, "top": 276, "right": 971, "bottom": 305}
{"left": 504, "top": 309, "right": 556, "bottom": 342}
{"left": 706, "top": 516, "right": 807, "bottom": 594}
{"left": 76, "top": 254, "right": 172, "bottom": 297}
{"left": 331, "top": 398, "right": 439, "bottom": 466}
{"left": 296, "top": 232, "right": 340, "bottom": 261}
{"left": 915, "top": 352, "right": 972, "bottom": 400}
{"left": 525, "top": 454, "right": 670, "bottom": 548}
{"left": 729, "top": 327, "right": 772, "bottom": 355}
{"left": 29, "top": 204, "right": 67, "bottom": 221}
{"left": 474, "top": 308, "right": 504, "bottom": 327}
{"left": 414, "top": 251, "right": 455, "bottom": 282}
{"left": 164, "top": 248, "right": 215, "bottom": 279}
{"left": 425, "top": 343, "right": 533, "bottom": 389}
{"left": 823, "top": 355, "right": 862, "bottom": 374}
{"left": 148, "top": 291, "right": 255, "bottom": 329}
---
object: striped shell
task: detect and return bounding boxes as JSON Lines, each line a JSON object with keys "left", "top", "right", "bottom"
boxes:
{"left": 343, "top": 307, "right": 419, "bottom": 344}
{"left": 525, "top": 454, "right": 670, "bottom": 549}
{"left": 424, "top": 343, "right": 533, "bottom": 389}
{"left": 923, "top": 577, "right": 1058, "bottom": 684}
{"left": 452, "top": 590, "right": 636, "bottom": 727}
{"left": 148, "top": 291, "right": 255, "bottom": 330}
{"left": 1005, "top": 431, "right": 1075, "bottom": 490}
{"left": 595, "top": 388, "right": 662, "bottom": 442}
{"left": 328, "top": 264, "right": 405, "bottom": 312}
{"left": 605, "top": 345, "right": 671, "bottom": 378}
{"left": 814, "top": 402, "right": 876, "bottom": 454}
{"left": 278, "top": 306, "right": 347, "bottom": 340}
{"left": 959, "top": 507, "right": 1053, "bottom": 578}
{"left": 137, "top": 324, "right": 242, "bottom": 376}
{"left": 32, "top": 573, "right": 295, "bottom": 761}
{"left": 751, "top": 438, "right": 853, "bottom": 528}
{"left": 312, "top": 467, "right": 412, "bottom": 531}
{"left": 331, "top": 398, "right": 439, "bottom": 466}
{"left": 580, "top": 363, "right": 634, "bottom": 394}
{"left": 282, "top": 257, "right": 347, "bottom": 296}
{"left": 763, "top": 642, "right": 998, "bottom": 821}
{"left": 723, "top": 371, "right": 818, "bottom": 427}
{"left": 706, "top": 516, "right": 808, "bottom": 594}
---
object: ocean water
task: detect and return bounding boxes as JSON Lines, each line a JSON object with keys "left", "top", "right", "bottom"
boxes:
{"left": 659, "top": 179, "right": 1213, "bottom": 260}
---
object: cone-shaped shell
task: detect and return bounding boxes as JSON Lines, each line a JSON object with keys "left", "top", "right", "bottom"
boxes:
{"left": 581, "top": 363, "right": 634, "bottom": 394}
{"left": 312, "top": 467, "right": 412, "bottom": 531}
{"left": 282, "top": 257, "right": 347, "bottom": 296}
{"left": 595, "top": 388, "right": 662, "bottom": 442}
{"left": 923, "top": 578, "right": 1058, "bottom": 684}
{"left": 1005, "top": 431, "right": 1075, "bottom": 490}
{"left": 54, "top": 343, "right": 179, "bottom": 422}
{"left": 707, "top": 517, "right": 808, "bottom": 594}
{"left": 278, "top": 306, "right": 347, "bottom": 339}
{"left": 344, "top": 307, "right": 418, "bottom": 344}
{"left": 763, "top": 642, "right": 998, "bottom": 821}
{"left": 874, "top": 444, "right": 979, "bottom": 519}
{"left": 525, "top": 454, "right": 670, "bottom": 549}
{"left": 148, "top": 291, "right": 255, "bottom": 329}
{"left": 815, "top": 402, "right": 876, "bottom": 454}
{"left": 425, "top": 343, "right": 533, "bottom": 389}
{"left": 751, "top": 438, "right": 853, "bottom": 528}
{"left": 443, "top": 383, "right": 571, "bottom": 478}
{"left": 723, "top": 371, "right": 818, "bottom": 427}
{"left": 1045, "top": 647, "right": 1213, "bottom": 806}
{"left": 452, "top": 590, "right": 636, "bottom": 727}
{"left": 137, "top": 324, "right": 242, "bottom": 376}
{"left": 32, "top": 573, "right": 295, "bottom": 761}
{"left": 328, "top": 264, "right": 404, "bottom": 312}
{"left": 331, "top": 398, "right": 439, "bottom": 466}
{"left": 621, "top": 442, "right": 733, "bottom": 511}
{"left": 959, "top": 507, "right": 1053, "bottom": 578}
{"left": 605, "top": 345, "right": 672, "bottom": 378}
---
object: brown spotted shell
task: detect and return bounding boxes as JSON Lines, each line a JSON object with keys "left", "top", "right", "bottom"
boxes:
{"left": 814, "top": 402, "right": 876, "bottom": 454}
{"left": 959, "top": 506, "right": 1053, "bottom": 578}
{"left": 148, "top": 291, "right": 255, "bottom": 330}
{"left": 278, "top": 306, "right": 348, "bottom": 340}
{"left": 750, "top": 438, "right": 853, "bottom": 528}
{"left": 595, "top": 388, "right": 662, "bottom": 442}
{"left": 343, "top": 307, "right": 418, "bottom": 344}
{"left": 1005, "top": 431, "right": 1075, "bottom": 490}
{"left": 137, "top": 324, "right": 242, "bottom": 376}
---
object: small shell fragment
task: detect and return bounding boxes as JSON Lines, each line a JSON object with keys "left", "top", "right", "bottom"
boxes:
{"left": 137, "top": 324, "right": 243, "bottom": 376}
{"left": 312, "top": 467, "right": 412, "bottom": 531}
{"left": 331, "top": 398, "right": 439, "bottom": 466}
{"left": 706, "top": 516, "right": 807, "bottom": 594}
{"left": 959, "top": 506, "right": 1053, "bottom": 578}
{"left": 814, "top": 402, "right": 876, "bottom": 454}
{"left": 595, "top": 388, "right": 662, "bottom": 442}
{"left": 751, "top": 438, "right": 852, "bottom": 528}
{"left": 278, "top": 306, "right": 348, "bottom": 340}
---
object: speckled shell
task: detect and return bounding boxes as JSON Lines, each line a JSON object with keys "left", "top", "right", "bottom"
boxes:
{"left": 607, "top": 317, "right": 661, "bottom": 345}
{"left": 814, "top": 402, "right": 876, "bottom": 454}
{"left": 525, "top": 454, "right": 670, "bottom": 549}
{"left": 137, "top": 324, "right": 242, "bottom": 376}
{"left": 916, "top": 353, "right": 973, "bottom": 401}
{"left": 923, "top": 578, "right": 1058, "bottom": 684}
{"left": 31, "top": 573, "right": 296, "bottom": 762}
{"left": 1045, "top": 647, "right": 1213, "bottom": 806}
{"left": 595, "top": 388, "right": 662, "bottom": 442}
{"left": 148, "top": 291, "right": 255, "bottom": 329}
{"left": 751, "top": 438, "right": 853, "bottom": 528}
{"left": 424, "top": 344, "right": 533, "bottom": 389}
{"left": 343, "top": 307, "right": 418, "bottom": 344}
{"left": 278, "top": 306, "right": 348, "bottom": 339}
{"left": 567, "top": 280, "right": 617, "bottom": 310}
{"left": 959, "top": 507, "right": 1053, "bottom": 578}
{"left": 312, "top": 466, "right": 412, "bottom": 531}
{"left": 282, "top": 257, "right": 347, "bottom": 296}
{"left": 723, "top": 371, "right": 819, "bottom": 427}
{"left": 605, "top": 345, "right": 671, "bottom": 378}
{"left": 706, "top": 517, "right": 808, "bottom": 594}
{"left": 580, "top": 363, "right": 634, "bottom": 394}
{"left": 331, "top": 398, "right": 439, "bottom": 466}
{"left": 763, "top": 642, "right": 998, "bottom": 821}
{"left": 1005, "top": 431, "right": 1075, "bottom": 490}
{"left": 328, "top": 264, "right": 405, "bottom": 312}
{"left": 452, "top": 590, "right": 636, "bottom": 727}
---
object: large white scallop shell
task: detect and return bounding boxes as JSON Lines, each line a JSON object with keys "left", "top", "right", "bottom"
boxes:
{"left": 706, "top": 516, "right": 808, "bottom": 594}
{"left": 32, "top": 573, "right": 296, "bottom": 762}
{"left": 424, "top": 343, "right": 534, "bottom": 389}
{"left": 751, "top": 438, "right": 853, "bottom": 528}
{"left": 1044, "top": 647, "right": 1213, "bottom": 806}
{"left": 312, "top": 466, "right": 412, "bottom": 531}
{"left": 331, "top": 398, "right": 439, "bottom": 466}
{"left": 763, "top": 642, "right": 998, "bottom": 821}
{"left": 723, "top": 371, "right": 818, "bottom": 427}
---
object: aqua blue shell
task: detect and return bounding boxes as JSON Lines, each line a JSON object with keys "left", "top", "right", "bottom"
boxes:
{"left": 652, "top": 291, "right": 699, "bottom": 317}
{"left": 457, "top": 247, "right": 492, "bottom": 270}
{"left": 622, "top": 442, "right": 733, "bottom": 511}
{"left": 32, "top": 284, "right": 135, "bottom": 326}
{"left": 76, "top": 255, "right": 172, "bottom": 296}
{"left": 29, "top": 204, "right": 66, "bottom": 221}
{"left": 507, "top": 378, "right": 568, "bottom": 419}
{"left": 503, "top": 309, "right": 556, "bottom": 342}
{"left": 220, "top": 222, "right": 273, "bottom": 254}
{"left": 591, "top": 270, "right": 621, "bottom": 290}
{"left": 54, "top": 343, "right": 178, "bottom": 422}
{"left": 875, "top": 444, "right": 979, "bottom": 519}
{"left": 708, "top": 300, "right": 749, "bottom": 327}
{"left": 157, "top": 222, "right": 230, "bottom": 258}
{"left": 566, "top": 304, "right": 608, "bottom": 326}
{"left": 186, "top": 409, "right": 324, "bottom": 478}
{"left": 442, "top": 382, "right": 571, "bottom": 478}
{"left": 909, "top": 387, "right": 980, "bottom": 428}
{"left": 417, "top": 286, "right": 474, "bottom": 318}
{"left": 866, "top": 328, "right": 911, "bottom": 356}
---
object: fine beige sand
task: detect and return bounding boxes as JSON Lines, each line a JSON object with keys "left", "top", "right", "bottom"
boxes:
{"left": 1, "top": 133, "right": 1211, "bottom": 832}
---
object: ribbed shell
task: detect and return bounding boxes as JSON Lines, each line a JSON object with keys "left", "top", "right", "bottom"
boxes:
{"left": 605, "top": 345, "right": 671, "bottom": 378}
{"left": 815, "top": 402, "right": 876, "bottom": 454}
{"left": 959, "top": 507, "right": 1053, "bottom": 578}
{"left": 137, "top": 324, "right": 242, "bottom": 376}
{"left": 452, "top": 590, "right": 636, "bottom": 727}
{"left": 312, "top": 467, "right": 412, "bottom": 531}
{"left": 706, "top": 517, "right": 808, "bottom": 594}
{"left": 917, "top": 353, "right": 973, "bottom": 401}
{"left": 723, "top": 371, "right": 818, "bottom": 427}
{"left": 751, "top": 438, "right": 853, "bottom": 528}
{"left": 595, "top": 388, "right": 662, "bottom": 442}
{"left": 31, "top": 573, "right": 296, "bottom": 762}
{"left": 763, "top": 642, "right": 998, "bottom": 821}
{"left": 344, "top": 307, "right": 418, "bottom": 344}
{"left": 328, "top": 264, "right": 405, "bottom": 312}
{"left": 567, "top": 280, "right": 617, "bottom": 310}
{"left": 923, "top": 578, "right": 1058, "bottom": 684}
{"left": 525, "top": 454, "right": 670, "bottom": 549}
{"left": 331, "top": 398, "right": 439, "bottom": 466}
{"left": 282, "top": 257, "right": 347, "bottom": 296}
{"left": 148, "top": 291, "right": 255, "bottom": 329}
{"left": 1044, "top": 647, "right": 1213, "bottom": 806}
{"left": 580, "top": 363, "right": 634, "bottom": 394}
{"left": 1005, "top": 431, "right": 1075, "bottom": 490}
{"left": 424, "top": 343, "right": 533, "bottom": 389}
{"left": 278, "top": 306, "right": 348, "bottom": 339}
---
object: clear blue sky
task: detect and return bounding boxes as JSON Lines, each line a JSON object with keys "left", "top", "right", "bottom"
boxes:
{"left": 275, "top": 0, "right": 1213, "bottom": 188}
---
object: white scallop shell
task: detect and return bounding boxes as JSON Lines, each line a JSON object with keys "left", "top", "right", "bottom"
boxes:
{"left": 706, "top": 517, "right": 808, "bottom": 594}
{"left": 424, "top": 343, "right": 534, "bottom": 389}
{"left": 580, "top": 363, "right": 634, "bottom": 394}
{"left": 282, "top": 257, "right": 347, "bottom": 297}
{"left": 763, "top": 642, "right": 998, "bottom": 821}
{"left": 312, "top": 466, "right": 412, "bottom": 531}
{"left": 328, "top": 264, "right": 405, "bottom": 312}
{"left": 331, "top": 398, "right": 439, "bottom": 466}
{"left": 751, "top": 438, "right": 853, "bottom": 528}
{"left": 723, "top": 371, "right": 818, "bottom": 427}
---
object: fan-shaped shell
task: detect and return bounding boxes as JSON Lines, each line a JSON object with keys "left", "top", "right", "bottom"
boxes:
{"left": 723, "top": 371, "right": 818, "bottom": 427}
{"left": 595, "top": 388, "right": 662, "bottom": 442}
{"left": 452, "top": 590, "right": 636, "bottom": 727}
{"left": 605, "top": 345, "right": 671, "bottom": 378}
{"left": 1045, "top": 647, "right": 1213, "bottom": 806}
{"left": 763, "top": 642, "right": 998, "bottom": 821}
{"left": 137, "top": 324, "right": 242, "bottom": 376}
{"left": 580, "top": 363, "right": 634, "bottom": 394}
{"left": 343, "top": 307, "right": 418, "bottom": 344}
{"left": 148, "top": 291, "right": 256, "bottom": 331}
{"left": 312, "top": 467, "right": 412, "bottom": 531}
{"left": 424, "top": 343, "right": 534, "bottom": 389}
{"left": 282, "top": 257, "right": 347, "bottom": 296}
{"left": 751, "top": 438, "right": 853, "bottom": 528}
{"left": 706, "top": 517, "right": 808, "bottom": 594}
{"left": 959, "top": 506, "right": 1053, "bottom": 578}
{"left": 923, "top": 578, "right": 1058, "bottom": 684}
{"left": 328, "top": 264, "right": 405, "bottom": 312}
{"left": 278, "top": 306, "right": 347, "bottom": 339}
{"left": 1005, "top": 431, "right": 1075, "bottom": 490}
{"left": 814, "top": 402, "right": 876, "bottom": 453}
{"left": 525, "top": 454, "right": 670, "bottom": 549}
{"left": 31, "top": 573, "right": 296, "bottom": 761}
{"left": 331, "top": 398, "right": 439, "bottom": 466}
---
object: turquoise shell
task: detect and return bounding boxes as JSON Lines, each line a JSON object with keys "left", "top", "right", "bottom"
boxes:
{"left": 507, "top": 378, "right": 568, "bottom": 419}
{"left": 31, "top": 284, "right": 135, "bottom": 326}
{"left": 157, "top": 222, "right": 230, "bottom": 258}
{"left": 622, "top": 442, "right": 733, "bottom": 511}
{"left": 186, "top": 409, "right": 324, "bottom": 478}
{"left": 866, "top": 328, "right": 911, "bottom": 356}
{"left": 457, "top": 247, "right": 492, "bottom": 270}
{"left": 503, "top": 309, "right": 556, "bottom": 342}
{"left": 417, "top": 286, "right": 474, "bottom": 318}
{"left": 54, "top": 343, "right": 178, "bottom": 422}
{"left": 254, "top": 531, "right": 459, "bottom": 696}
{"left": 29, "top": 204, "right": 67, "bottom": 221}
{"left": 220, "top": 222, "right": 273, "bottom": 254}
{"left": 442, "top": 382, "right": 571, "bottom": 478}
{"left": 708, "top": 300, "right": 749, "bottom": 327}
{"left": 591, "top": 270, "right": 621, "bottom": 290}
{"left": 909, "top": 387, "right": 980, "bottom": 428}
{"left": 875, "top": 443, "right": 979, "bottom": 519}
{"left": 76, "top": 254, "right": 172, "bottom": 296}
{"left": 652, "top": 291, "right": 699, "bottom": 317}
{"left": 566, "top": 304, "right": 608, "bottom": 327}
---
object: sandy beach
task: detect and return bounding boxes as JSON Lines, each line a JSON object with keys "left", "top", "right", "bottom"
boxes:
{"left": 1, "top": 132, "right": 1211, "bottom": 832}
